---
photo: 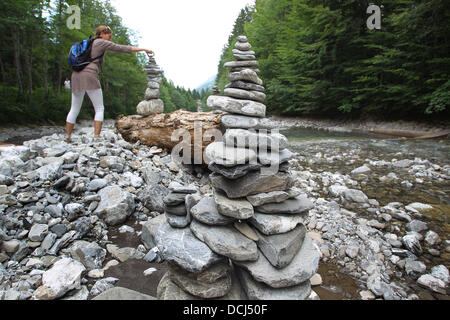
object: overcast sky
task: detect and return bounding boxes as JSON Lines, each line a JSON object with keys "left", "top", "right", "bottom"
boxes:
{"left": 109, "top": 0, "right": 254, "bottom": 90}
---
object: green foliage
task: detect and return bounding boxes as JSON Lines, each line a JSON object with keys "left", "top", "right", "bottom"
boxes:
{"left": 0, "top": 0, "right": 202, "bottom": 125}
{"left": 158, "top": 77, "right": 208, "bottom": 113}
{"left": 216, "top": 0, "right": 450, "bottom": 119}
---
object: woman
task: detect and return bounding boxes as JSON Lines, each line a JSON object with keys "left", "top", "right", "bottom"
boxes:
{"left": 65, "top": 25, "right": 153, "bottom": 142}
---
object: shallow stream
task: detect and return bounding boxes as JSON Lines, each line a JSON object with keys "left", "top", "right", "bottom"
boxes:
{"left": 283, "top": 126, "right": 450, "bottom": 299}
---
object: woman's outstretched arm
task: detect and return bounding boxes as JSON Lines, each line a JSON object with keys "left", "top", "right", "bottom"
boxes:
{"left": 131, "top": 47, "right": 153, "bottom": 54}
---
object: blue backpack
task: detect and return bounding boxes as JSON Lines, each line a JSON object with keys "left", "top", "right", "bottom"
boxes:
{"left": 68, "top": 36, "right": 104, "bottom": 72}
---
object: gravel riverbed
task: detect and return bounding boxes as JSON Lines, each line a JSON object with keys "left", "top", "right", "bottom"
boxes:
{"left": 0, "top": 119, "right": 448, "bottom": 300}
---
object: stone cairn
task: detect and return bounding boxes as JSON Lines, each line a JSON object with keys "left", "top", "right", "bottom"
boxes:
{"left": 155, "top": 36, "right": 320, "bottom": 300}
{"left": 136, "top": 54, "right": 164, "bottom": 116}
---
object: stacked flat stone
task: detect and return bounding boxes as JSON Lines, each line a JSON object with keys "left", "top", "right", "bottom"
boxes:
{"left": 155, "top": 182, "right": 246, "bottom": 300}
{"left": 156, "top": 36, "right": 320, "bottom": 300}
{"left": 206, "top": 35, "right": 320, "bottom": 300}
{"left": 136, "top": 55, "right": 165, "bottom": 116}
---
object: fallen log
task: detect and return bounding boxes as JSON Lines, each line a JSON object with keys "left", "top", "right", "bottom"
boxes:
{"left": 115, "top": 109, "right": 225, "bottom": 164}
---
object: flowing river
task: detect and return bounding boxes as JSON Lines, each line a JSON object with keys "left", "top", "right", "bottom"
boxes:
{"left": 282, "top": 126, "right": 449, "bottom": 300}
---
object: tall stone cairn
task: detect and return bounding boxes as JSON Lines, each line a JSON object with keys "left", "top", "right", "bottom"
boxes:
{"left": 155, "top": 36, "right": 320, "bottom": 300}
{"left": 136, "top": 54, "right": 164, "bottom": 116}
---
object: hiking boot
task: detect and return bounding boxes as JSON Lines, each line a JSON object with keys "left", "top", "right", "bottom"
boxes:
{"left": 64, "top": 135, "right": 72, "bottom": 143}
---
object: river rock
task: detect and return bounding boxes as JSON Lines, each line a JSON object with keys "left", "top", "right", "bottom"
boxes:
{"left": 417, "top": 274, "right": 447, "bottom": 294}
{"left": 233, "top": 53, "right": 257, "bottom": 61}
{"left": 246, "top": 191, "right": 291, "bottom": 207}
{"left": 168, "top": 182, "right": 197, "bottom": 194}
{"left": 208, "top": 162, "right": 261, "bottom": 180}
{"left": 93, "top": 287, "right": 156, "bottom": 300}
{"left": 236, "top": 267, "right": 311, "bottom": 300}
{"left": 155, "top": 221, "right": 224, "bottom": 273}
{"left": 226, "top": 81, "right": 264, "bottom": 92}
{"left": 343, "top": 189, "right": 369, "bottom": 203}
{"left": 232, "top": 48, "right": 255, "bottom": 55}
{"left": 224, "top": 60, "right": 259, "bottom": 69}
{"left": 207, "top": 95, "right": 266, "bottom": 118}
{"left": 227, "top": 69, "right": 262, "bottom": 85}
{"left": 257, "top": 148, "right": 294, "bottom": 166}
{"left": 255, "top": 195, "right": 314, "bottom": 215}
{"left": 28, "top": 224, "right": 48, "bottom": 242}
{"left": 41, "top": 233, "right": 57, "bottom": 253}
{"left": 406, "top": 220, "right": 428, "bottom": 233}
{"left": 255, "top": 224, "right": 307, "bottom": 269}
{"left": 402, "top": 234, "right": 423, "bottom": 255}
{"left": 190, "top": 219, "right": 258, "bottom": 262}
{"left": 136, "top": 99, "right": 164, "bottom": 116}
{"left": 36, "top": 162, "right": 63, "bottom": 181}
{"left": 431, "top": 265, "right": 449, "bottom": 284}
{"left": 190, "top": 197, "right": 235, "bottom": 226}
{"left": 224, "top": 88, "right": 266, "bottom": 103}
{"left": 210, "top": 171, "right": 294, "bottom": 199}
{"left": 1, "top": 239, "right": 21, "bottom": 253}
{"left": 145, "top": 88, "right": 160, "bottom": 100}
{"left": 90, "top": 277, "right": 119, "bottom": 297}
{"left": 17, "top": 192, "right": 38, "bottom": 204}
{"left": 94, "top": 185, "right": 135, "bottom": 226}
{"left": 213, "top": 190, "right": 254, "bottom": 220}
{"left": 425, "top": 230, "right": 441, "bottom": 246}
{"left": 165, "top": 211, "right": 191, "bottom": 228}
{"left": 164, "top": 203, "right": 187, "bottom": 216}
{"left": 405, "top": 259, "right": 427, "bottom": 279}
{"left": 157, "top": 272, "right": 201, "bottom": 300}
{"left": 221, "top": 114, "right": 278, "bottom": 130}
{"left": 235, "top": 41, "right": 252, "bottom": 51}
{"left": 234, "top": 235, "right": 319, "bottom": 288}
{"left": 137, "top": 182, "right": 169, "bottom": 213}
{"left": 68, "top": 240, "right": 106, "bottom": 270}
{"left": 168, "top": 262, "right": 232, "bottom": 299}
{"left": 249, "top": 212, "right": 305, "bottom": 236}
{"left": 88, "top": 179, "right": 108, "bottom": 191}
{"left": 393, "top": 159, "right": 413, "bottom": 168}
{"left": 406, "top": 203, "right": 433, "bottom": 212}
{"left": 147, "top": 81, "right": 160, "bottom": 89}
{"left": 205, "top": 141, "right": 257, "bottom": 167}
{"left": 33, "top": 258, "right": 86, "bottom": 300}
{"left": 141, "top": 214, "right": 167, "bottom": 249}
{"left": 351, "top": 165, "right": 371, "bottom": 175}
{"left": 223, "top": 129, "right": 287, "bottom": 151}
{"left": 106, "top": 244, "right": 145, "bottom": 262}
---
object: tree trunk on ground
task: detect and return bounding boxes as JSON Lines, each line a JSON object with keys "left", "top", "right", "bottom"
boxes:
{"left": 115, "top": 109, "right": 225, "bottom": 164}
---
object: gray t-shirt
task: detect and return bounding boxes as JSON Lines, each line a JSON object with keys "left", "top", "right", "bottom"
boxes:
{"left": 71, "top": 38, "right": 132, "bottom": 93}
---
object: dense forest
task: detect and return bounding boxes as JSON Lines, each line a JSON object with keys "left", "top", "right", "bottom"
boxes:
{"left": 0, "top": 0, "right": 207, "bottom": 125}
{"left": 216, "top": 0, "right": 450, "bottom": 120}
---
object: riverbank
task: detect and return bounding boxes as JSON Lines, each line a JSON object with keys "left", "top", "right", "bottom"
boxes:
{"left": 269, "top": 116, "right": 450, "bottom": 138}
{"left": 0, "top": 119, "right": 448, "bottom": 300}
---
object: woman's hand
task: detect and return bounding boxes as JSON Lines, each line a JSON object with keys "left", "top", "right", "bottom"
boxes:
{"left": 131, "top": 47, "right": 154, "bottom": 55}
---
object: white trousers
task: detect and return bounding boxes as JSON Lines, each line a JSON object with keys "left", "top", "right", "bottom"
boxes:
{"left": 66, "top": 89, "right": 104, "bottom": 124}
